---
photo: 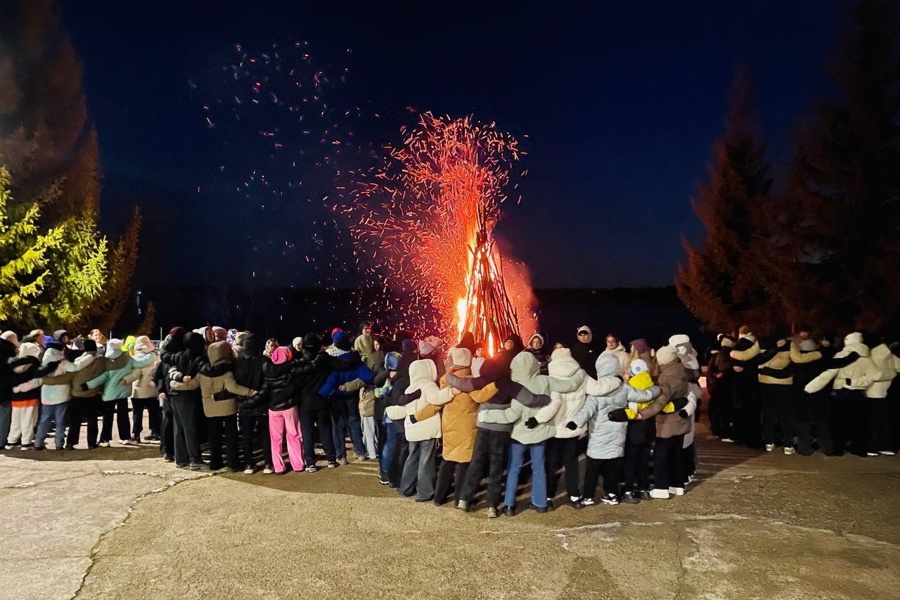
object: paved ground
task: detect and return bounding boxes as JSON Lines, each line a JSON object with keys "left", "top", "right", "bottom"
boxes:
{"left": 1, "top": 425, "right": 899, "bottom": 600}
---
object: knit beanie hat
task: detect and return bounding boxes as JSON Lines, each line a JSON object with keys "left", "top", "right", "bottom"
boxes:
{"left": 628, "top": 359, "right": 649, "bottom": 377}
{"left": 272, "top": 346, "right": 292, "bottom": 364}
{"left": 332, "top": 331, "right": 351, "bottom": 352}
{"left": 303, "top": 332, "right": 323, "bottom": 351}
{"left": 630, "top": 338, "right": 650, "bottom": 355}
{"left": 657, "top": 345, "right": 678, "bottom": 366}
{"left": 292, "top": 336, "right": 304, "bottom": 349}
{"left": 449, "top": 347, "right": 472, "bottom": 369}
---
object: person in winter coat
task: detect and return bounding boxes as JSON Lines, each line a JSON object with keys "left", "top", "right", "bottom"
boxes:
{"left": 572, "top": 326, "right": 600, "bottom": 378}
{"left": 730, "top": 326, "right": 762, "bottom": 447}
{"left": 232, "top": 333, "right": 274, "bottom": 473}
{"left": 352, "top": 321, "right": 380, "bottom": 371}
{"left": 568, "top": 354, "right": 661, "bottom": 506}
{"left": 378, "top": 341, "right": 417, "bottom": 486}
{"left": 409, "top": 347, "right": 498, "bottom": 506}
{"left": 527, "top": 333, "right": 549, "bottom": 375}
{"left": 174, "top": 341, "right": 257, "bottom": 471}
{"left": 791, "top": 338, "right": 837, "bottom": 456}
{"left": 320, "top": 330, "right": 373, "bottom": 462}
{"left": 263, "top": 346, "right": 305, "bottom": 474}
{"left": 805, "top": 332, "right": 883, "bottom": 456}
{"left": 708, "top": 335, "right": 736, "bottom": 441}
{"left": 528, "top": 347, "right": 623, "bottom": 507}
{"left": 865, "top": 338, "right": 900, "bottom": 455}
{"left": 5, "top": 342, "right": 44, "bottom": 450}
{"left": 388, "top": 358, "right": 453, "bottom": 502}
{"left": 755, "top": 337, "right": 797, "bottom": 453}
{"left": 161, "top": 330, "right": 207, "bottom": 469}
{"left": 122, "top": 336, "right": 160, "bottom": 443}
{"left": 296, "top": 333, "right": 339, "bottom": 471}
{"left": 601, "top": 334, "right": 629, "bottom": 376}
{"left": 0, "top": 336, "right": 56, "bottom": 449}
{"left": 85, "top": 339, "right": 156, "bottom": 446}
{"left": 35, "top": 344, "right": 89, "bottom": 450}
{"left": 639, "top": 346, "right": 692, "bottom": 499}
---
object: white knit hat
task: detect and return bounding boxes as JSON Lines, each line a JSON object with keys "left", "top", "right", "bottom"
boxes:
{"left": 449, "top": 347, "right": 472, "bottom": 368}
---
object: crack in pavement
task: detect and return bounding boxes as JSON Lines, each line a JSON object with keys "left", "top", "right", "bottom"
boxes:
{"left": 70, "top": 472, "right": 214, "bottom": 600}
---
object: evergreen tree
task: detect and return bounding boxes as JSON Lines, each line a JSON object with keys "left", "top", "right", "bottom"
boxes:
{"left": 0, "top": 0, "right": 140, "bottom": 330}
{"left": 781, "top": 0, "right": 900, "bottom": 334}
{"left": 0, "top": 167, "right": 107, "bottom": 328}
{"left": 677, "top": 69, "right": 782, "bottom": 334}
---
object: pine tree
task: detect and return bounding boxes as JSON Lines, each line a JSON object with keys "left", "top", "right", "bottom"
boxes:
{"left": 0, "top": 0, "right": 140, "bottom": 330}
{"left": 677, "top": 69, "right": 782, "bottom": 334}
{"left": 781, "top": 0, "right": 900, "bottom": 334}
{"left": 0, "top": 167, "right": 107, "bottom": 329}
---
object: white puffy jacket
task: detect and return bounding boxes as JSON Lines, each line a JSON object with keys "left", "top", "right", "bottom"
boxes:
{"left": 805, "top": 333, "right": 883, "bottom": 394}
{"left": 866, "top": 344, "right": 900, "bottom": 399}
{"left": 401, "top": 359, "right": 452, "bottom": 442}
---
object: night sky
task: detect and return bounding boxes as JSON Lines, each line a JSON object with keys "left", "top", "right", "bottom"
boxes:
{"left": 62, "top": 0, "right": 848, "bottom": 290}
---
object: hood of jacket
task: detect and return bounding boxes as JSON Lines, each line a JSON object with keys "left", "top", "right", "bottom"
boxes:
{"left": 184, "top": 332, "right": 206, "bottom": 356}
{"left": 407, "top": 359, "right": 438, "bottom": 391}
{"left": 18, "top": 342, "right": 42, "bottom": 360}
{"left": 208, "top": 341, "right": 234, "bottom": 366}
{"left": 105, "top": 339, "right": 124, "bottom": 359}
{"left": 241, "top": 333, "right": 264, "bottom": 357}
{"left": 595, "top": 353, "right": 620, "bottom": 378}
{"left": 528, "top": 333, "right": 545, "bottom": 349}
{"left": 353, "top": 333, "right": 375, "bottom": 356}
{"left": 842, "top": 332, "right": 870, "bottom": 358}
{"left": 510, "top": 351, "right": 540, "bottom": 386}
{"left": 384, "top": 351, "right": 401, "bottom": 371}
{"left": 548, "top": 348, "right": 580, "bottom": 378}
{"left": 43, "top": 347, "right": 66, "bottom": 365}
{"left": 134, "top": 335, "right": 154, "bottom": 354}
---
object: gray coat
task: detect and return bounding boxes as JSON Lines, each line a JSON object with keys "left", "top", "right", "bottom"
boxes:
{"left": 571, "top": 354, "right": 659, "bottom": 459}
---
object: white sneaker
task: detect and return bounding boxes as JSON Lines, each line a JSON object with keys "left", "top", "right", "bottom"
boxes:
{"left": 649, "top": 489, "right": 670, "bottom": 500}
{"left": 99, "top": 441, "right": 110, "bottom": 448}
{"left": 866, "top": 452, "right": 879, "bottom": 457}
{"left": 879, "top": 451, "right": 896, "bottom": 456}
{"left": 783, "top": 447, "right": 795, "bottom": 455}
{"left": 668, "top": 487, "right": 685, "bottom": 496}
{"left": 765, "top": 444, "right": 775, "bottom": 452}
{"left": 569, "top": 495, "right": 581, "bottom": 503}
{"left": 720, "top": 438, "right": 734, "bottom": 443}
{"left": 120, "top": 439, "right": 131, "bottom": 446}
{"left": 580, "top": 497, "right": 595, "bottom": 506}
{"left": 3, "top": 444, "right": 13, "bottom": 450}
{"left": 262, "top": 467, "right": 273, "bottom": 474}
{"left": 243, "top": 467, "right": 254, "bottom": 475}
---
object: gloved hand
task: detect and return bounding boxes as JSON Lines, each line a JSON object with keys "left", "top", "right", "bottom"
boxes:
{"left": 80, "top": 383, "right": 89, "bottom": 392}
{"left": 671, "top": 397, "right": 689, "bottom": 411}
{"left": 608, "top": 408, "right": 630, "bottom": 422}
{"left": 524, "top": 417, "right": 538, "bottom": 429}
{"left": 409, "top": 415, "right": 417, "bottom": 425}
{"left": 565, "top": 421, "right": 578, "bottom": 430}
{"left": 678, "top": 409, "right": 689, "bottom": 418}
{"left": 844, "top": 378, "right": 852, "bottom": 386}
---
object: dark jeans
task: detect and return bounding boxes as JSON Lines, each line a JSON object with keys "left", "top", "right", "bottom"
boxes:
{"left": 546, "top": 436, "right": 582, "bottom": 499}
{"left": 379, "top": 419, "right": 404, "bottom": 482}
{"left": 434, "top": 460, "right": 469, "bottom": 505}
{"left": 330, "top": 397, "right": 366, "bottom": 459}
{"left": 762, "top": 385, "right": 796, "bottom": 446}
{"left": 160, "top": 399, "right": 175, "bottom": 459}
{"left": 171, "top": 395, "right": 203, "bottom": 465}
{"left": 654, "top": 435, "right": 685, "bottom": 490}
{"left": 240, "top": 414, "right": 273, "bottom": 469}
{"left": 623, "top": 420, "right": 652, "bottom": 492}
{"left": 132, "top": 397, "right": 161, "bottom": 438}
{"left": 100, "top": 399, "right": 131, "bottom": 443}
{"left": 299, "top": 408, "right": 336, "bottom": 465}
{"left": 460, "top": 428, "right": 510, "bottom": 509}
{"left": 796, "top": 420, "right": 833, "bottom": 455}
{"left": 831, "top": 389, "right": 863, "bottom": 456}
{"left": 66, "top": 397, "right": 99, "bottom": 448}
{"left": 207, "top": 414, "right": 240, "bottom": 470}
{"left": 867, "top": 398, "right": 892, "bottom": 454}
{"left": 583, "top": 456, "right": 622, "bottom": 499}
{"left": 400, "top": 439, "right": 437, "bottom": 501}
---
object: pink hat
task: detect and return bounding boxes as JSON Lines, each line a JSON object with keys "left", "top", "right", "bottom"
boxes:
{"left": 272, "top": 346, "right": 292, "bottom": 365}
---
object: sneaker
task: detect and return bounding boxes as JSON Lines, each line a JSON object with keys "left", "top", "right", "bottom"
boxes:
{"left": 190, "top": 463, "right": 207, "bottom": 471}
{"left": 502, "top": 506, "right": 515, "bottom": 517}
{"left": 243, "top": 466, "right": 255, "bottom": 475}
{"left": 456, "top": 500, "right": 469, "bottom": 511}
{"left": 34, "top": 446, "right": 45, "bottom": 452}
{"left": 601, "top": 494, "right": 619, "bottom": 506}
{"left": 532, "top": 505, "right": 549, "bottom": 514}
{"left": 4, "top": 444, "right": 14, "bottom": 450}
{"left": 784, "top": 447, "right": 796, "bottom": 455}
{"left": 720, "top": 437, "right": 735, "bottom": 443}
{"left": 120, "top": 439, "right": 132, "bottom": 446}
{"left": 568, "top": 496, "right": 584, "bottom": 509}
{"left": 866, "top": 452, "right": 879, "bottom": 457}
{"left": 649, "top": 488, "right": 670, "bottom": 500}
{"left": 638, "top": 490, "right": 652, "bottom": 501}
{"left": 98, "top": 441, "right": 110, "bottom": 448}
{"left": 668, "top": 487, "right": 685, "bottom": 496}
{"left": 263, "top": 467, "right": 274, "bottom": 474}
{"left": 378, "top": 472, "right": 390, "bottom": 485}
{"left": 306, "top": 465, "right": 318, "bottom": 473}
{"left": 338, "top": 458, "right": 348, "bottom": 466}
{"left": 163, "top": 455, "right": 175, "bottom": 463}
{"left": 328, "top": 461, "right": 339, "bottom": 469}
{"left": 879, "top": 451, "right": 896, "bottom": 456}
{"left": 580, "top": 497, "right": 596, "bottom": 507}
{"left": 146, "top": 434, "right": 160, "bottom": 442}
{"left": 621, "top": 491, "right": 640, "bottom": 504}
{"left": 765, "top": 444, "right": 775, "bottom": 452}
{"left": 487, "top": 507, "right": 499, "bottom": 519}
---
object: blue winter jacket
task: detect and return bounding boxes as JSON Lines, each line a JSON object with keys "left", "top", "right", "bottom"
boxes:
{"left": 318, "top": 351, "right": 373, "bottom": 398}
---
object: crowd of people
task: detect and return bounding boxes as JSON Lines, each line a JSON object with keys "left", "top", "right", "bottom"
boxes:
{"left": 0, "top": 321, "right": 897, "bottom": 518}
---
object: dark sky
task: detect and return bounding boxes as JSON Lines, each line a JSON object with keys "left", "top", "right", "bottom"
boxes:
{"left": 62, "top": 0, "right": 849, "bottom": 289}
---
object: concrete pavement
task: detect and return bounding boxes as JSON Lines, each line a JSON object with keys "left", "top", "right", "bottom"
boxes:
{"left": 1, "top": 429, "right": 898, "bottom": 600}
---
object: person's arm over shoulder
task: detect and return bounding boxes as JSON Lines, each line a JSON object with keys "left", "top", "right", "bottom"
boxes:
{"left": 570, "top": 395, "right": 599, "bottom": 428}
{"left": 478, "top": 400, "right": 524, "bottom": 424}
